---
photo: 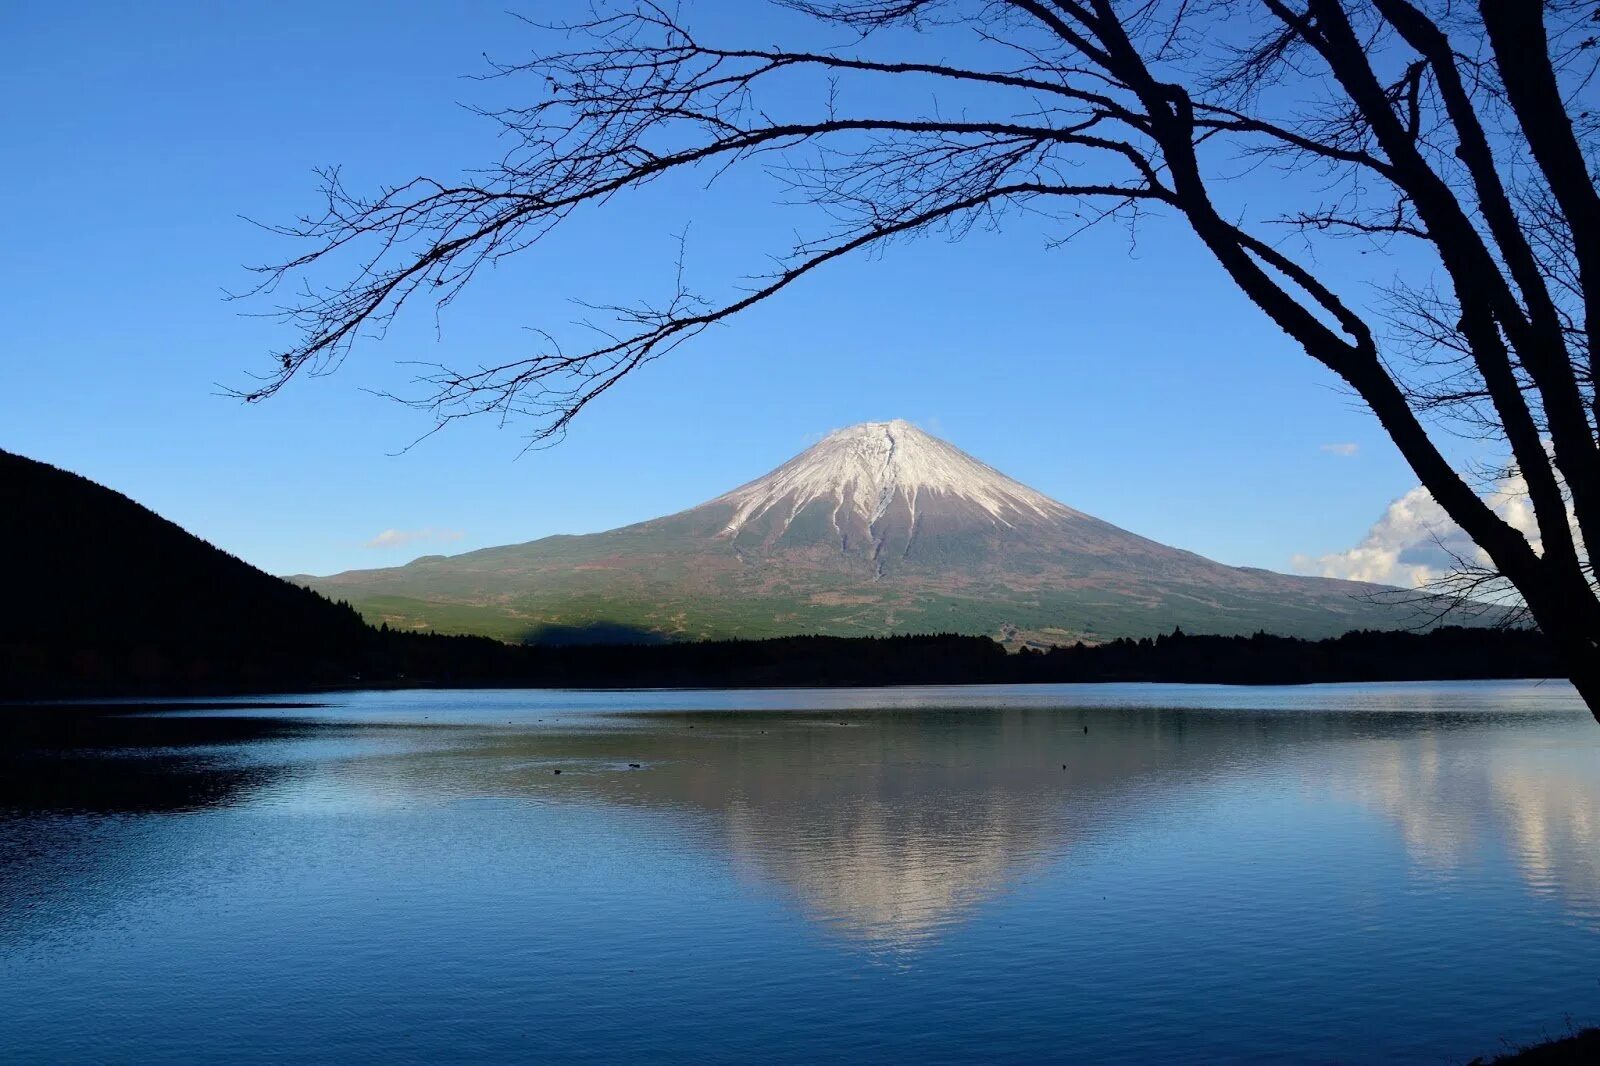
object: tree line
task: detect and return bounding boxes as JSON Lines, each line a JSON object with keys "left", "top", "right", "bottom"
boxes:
{"left": 4, "top": 623, "right": 1561, "bottom": 698}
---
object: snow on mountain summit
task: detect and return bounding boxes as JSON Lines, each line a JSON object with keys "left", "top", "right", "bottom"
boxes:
{"left": 714, "top": 419, "right": 1076, "bottom": 539}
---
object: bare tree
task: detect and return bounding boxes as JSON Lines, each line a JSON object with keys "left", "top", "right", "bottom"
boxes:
{"left": 243, "top": 1, "right": 1600, "bottom": 716}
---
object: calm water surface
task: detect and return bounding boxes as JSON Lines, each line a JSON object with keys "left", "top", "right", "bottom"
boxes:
{"left": 3, "top": 681, "right": 1599, "bottom": 1063}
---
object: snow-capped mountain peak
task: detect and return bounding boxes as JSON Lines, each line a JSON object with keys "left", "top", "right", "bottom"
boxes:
{"left": 306, "top": 418, "right": 1440, "bottom": 644}
{"left": 714, "top": 420, "right": 1075, "bottom": 539}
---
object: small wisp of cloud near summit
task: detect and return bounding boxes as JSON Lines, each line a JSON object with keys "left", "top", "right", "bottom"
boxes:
{"left": 364, "top": 528, "right": 465, "bottom": 550}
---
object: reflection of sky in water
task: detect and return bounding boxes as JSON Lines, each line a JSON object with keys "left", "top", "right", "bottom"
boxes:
{"left": 3, "top": 681, "right": 1599, "bottom": 1063}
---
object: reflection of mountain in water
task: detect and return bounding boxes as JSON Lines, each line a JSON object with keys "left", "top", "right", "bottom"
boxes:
{"left": 614, "top": 710, "right": 1158, "bottom": 943}
{"left": 390, "top": 705, "right": 1600, "bottom": 944}
{"left": 8, "top": 696, "right": 1600, "bottom": 949}
{"left": 320, "top": 707, "right": 1242, "bottom": 943}
{"left": 328, "top": 705, "right": 1584, "bottom": 945}
{"left": 0, "top": 707, "right": 313, "bottom": 815}
{"left": 723, "top": 792, "right": 1039, "bottom": 944}
{"left": 709, "top": 735, "right": 1077, "bottom": 944}
{"left": 0, "top": 707, "right": 314, "bottom": 943}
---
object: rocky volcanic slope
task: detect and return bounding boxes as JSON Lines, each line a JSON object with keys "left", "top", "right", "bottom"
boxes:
{"left": 297, "top": 421, "right": 1440, "bottom": 644}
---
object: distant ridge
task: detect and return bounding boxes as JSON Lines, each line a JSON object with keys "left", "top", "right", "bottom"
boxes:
{"left": 299, "top": 421, "right": 1457, "bottom": 644}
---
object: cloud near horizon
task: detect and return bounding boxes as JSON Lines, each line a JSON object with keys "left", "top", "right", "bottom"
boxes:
{"left": 1320, "top": 442, "right": 1360, "bottom": 457}
{"left": 363, "top": 527, "right": 466, "bottom": 550}
{"left": 1292, "top": 475, "right": 1547, "bottom": 589}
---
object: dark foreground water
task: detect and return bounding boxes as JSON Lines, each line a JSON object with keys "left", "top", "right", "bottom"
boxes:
{"left": 3, "top": 682, "right": 1599, "bottom": 1063}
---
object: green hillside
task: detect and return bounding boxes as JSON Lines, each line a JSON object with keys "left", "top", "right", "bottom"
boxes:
{"left": 306, "top": 547, "right": 1451, "bottom": 647}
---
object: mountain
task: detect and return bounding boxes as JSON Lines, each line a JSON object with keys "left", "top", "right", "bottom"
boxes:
{"left": 298, "top": 420, "right": 1449, "bottom": 645}
{"left": 0, "top": 448, "right": 374, "bottom": 693}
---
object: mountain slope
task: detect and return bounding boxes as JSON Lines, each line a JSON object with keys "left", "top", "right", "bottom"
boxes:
{"left": 300, "top": 420, "right": 1451, "bottom": 644}
{"left": 1, "top": 449, "right": 374, "bottom": 691}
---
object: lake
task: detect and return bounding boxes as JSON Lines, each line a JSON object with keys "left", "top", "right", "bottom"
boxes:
{"left": 3, "top": 681, "right": 1598, "bottom": 1063}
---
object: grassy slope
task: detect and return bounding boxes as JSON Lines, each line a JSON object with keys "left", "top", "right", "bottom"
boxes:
{"left": 326, "top": 566, "right": 1440, "bottom": 645}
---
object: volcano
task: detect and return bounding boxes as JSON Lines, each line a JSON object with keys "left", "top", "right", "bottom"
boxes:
{"left": 298, "top": 420, "right": 1439, "bottom": 645}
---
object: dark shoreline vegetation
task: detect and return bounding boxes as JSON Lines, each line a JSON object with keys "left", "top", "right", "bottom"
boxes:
{"left": 3, "top": 624, "right": 1563, "bottom": 699}
{"left": 1471, "top": 1028, "right": 1600, "bottom": 1064}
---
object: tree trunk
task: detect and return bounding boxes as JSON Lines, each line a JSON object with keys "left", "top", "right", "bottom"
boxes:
{"left": 1539, "top": 607, "right": 1600, "bottom": 724}
{"left": 1567, "top": 662, "right": 1600, "bottom": 726}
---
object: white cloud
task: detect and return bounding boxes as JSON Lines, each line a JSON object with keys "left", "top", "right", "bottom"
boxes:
{"left": 1292, "top": 486, "right": 1470, "bottom": 587}
{"left": 1291, "top": 473, "right": 1562, "bottom": 591}
{"left": 363, "top": 528, "right": 465, "bottom": 550}
{"left": 1320, "top": 442, "right": 1360, "bottom": 457}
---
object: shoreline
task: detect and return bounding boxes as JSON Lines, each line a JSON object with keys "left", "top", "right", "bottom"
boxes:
{"left": 1473, "top": 1027, "right": 1600, "bottom": 1064}
{"left": 2, "top": 674, "right": 1577, "bottom": 710}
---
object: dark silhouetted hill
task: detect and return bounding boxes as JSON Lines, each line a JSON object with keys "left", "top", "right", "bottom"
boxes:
{"left": 0, "top": 449, "right": 375, "bottom": 694}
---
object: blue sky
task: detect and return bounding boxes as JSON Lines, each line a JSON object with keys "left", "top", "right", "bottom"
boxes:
{"left": 2, "top": 1, "right": 1445, "bottom": 578}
